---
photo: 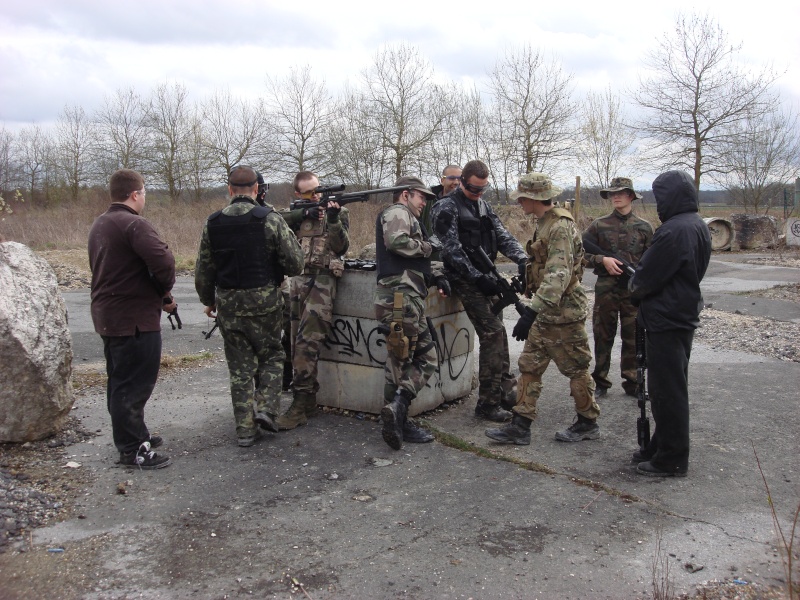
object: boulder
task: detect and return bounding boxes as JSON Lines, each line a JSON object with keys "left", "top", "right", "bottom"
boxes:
{"left": 0, "top": 242, "right": 74, "bottom": 442}
{"left": 729, "top": 214, "right": 779, "bottom": 250}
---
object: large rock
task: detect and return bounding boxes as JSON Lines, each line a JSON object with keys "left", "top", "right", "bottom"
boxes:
{"left": 0, "top": 242, "right": 74, "bottom": 442}
{"left": 729, "top": 214, "right": 778, "bottom": 250}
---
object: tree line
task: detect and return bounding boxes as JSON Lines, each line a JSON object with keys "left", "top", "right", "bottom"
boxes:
{"left": 0, "top": 13, "right": 797, "bottom": 215}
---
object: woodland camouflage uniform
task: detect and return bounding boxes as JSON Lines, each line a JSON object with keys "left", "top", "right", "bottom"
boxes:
{"left": 375, "top": 176, "right": 446, "bottom": 450}
{"left": 195, "top": 195, "right": 303, "bottom": 442}
{"left": 583, "top": 180, "right": 653, "bottom": 395}
{"left": 276, "top": 206, "right": 350, "bottom": 428}
{"left": 375, "top": 202, "right": 441, "bottom": 403}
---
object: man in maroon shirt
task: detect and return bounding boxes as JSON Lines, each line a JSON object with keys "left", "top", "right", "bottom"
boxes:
{"left": 88, "top": 169, "right": 175, "bottom": 469}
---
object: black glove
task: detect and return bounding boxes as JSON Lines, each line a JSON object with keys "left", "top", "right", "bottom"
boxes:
{"left": 303, "top": 206, "right": 322, "bottom": 221}
{"left": 476, "top": 274, "right": 499, "bottom": 297}
{"left": 512, "top": 307, "right": 537, "bottom": 342}
{"left": 428, "top": 235, "right": 442, "bottom": 253}
{"left": 326, "top": 204, "right": 340, "bottom": 222}
{"left": 434, "top": 275, "right": 451, "bottom": 297}
{"left": 518, "top": 259, "right": 528, "bottom": 278}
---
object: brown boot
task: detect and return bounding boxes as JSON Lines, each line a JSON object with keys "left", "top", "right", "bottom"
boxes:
{"left": 304, "top": 393, "right": 318, "bottom": 418}
{"left": 276, "top": 392, "right": 312, "bottom": 430}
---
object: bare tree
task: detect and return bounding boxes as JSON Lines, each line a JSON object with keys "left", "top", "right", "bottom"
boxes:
{"left": 95, "top": 87, "right": 149, "bottom": 173}
{"left": 721, "top": 102, "right": 800, "bottom": 214}
{"left": 143, "top": 82, "right": 192, "bottom": 201}
{"left": 632, "top": 12, "right": 779, "bottom": 191}
{"left": 201, "top": 88, "right": 270, "bottom": 182}
{"left": 427, "top": 86, "right": 489, "bottom": 182}
{"left": 324, "top": 85, "right": 391, "bottom": 187}
{"left": 487, "top": 44, "right": 576, "bottom": 187}
{"left": 574, "top": 88, "right": 638, "bottom": 188}
{"left": 183, "top": 109, "right": 217, "bottom": 202}
{"left": 266, "top": 65, "right": 332, "bottom": 179}
{"left": 54, "top": 104, "right": 97, "bottom": 202}
{"left": 0, "top": 127, "right": 15, "bottom": 196}
{"left": 361, "top": 43, "right": 448, "bottom": 181}
{"left": 14, "top": 124, "right": 52, "bottom": 203}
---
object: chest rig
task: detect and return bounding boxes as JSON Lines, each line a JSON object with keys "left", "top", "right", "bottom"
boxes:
{"left": 525, "top": 207, "right": 583, "bottom": 295}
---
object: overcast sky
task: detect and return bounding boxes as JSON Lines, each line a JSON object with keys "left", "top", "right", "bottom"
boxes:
{"left": 2, "top": 1, "right": 798, "bottom": 137}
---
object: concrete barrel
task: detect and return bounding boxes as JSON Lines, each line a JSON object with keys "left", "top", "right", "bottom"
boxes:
{"left": 316, "top": 267, "right": 475, "bottom": 416}
{"left": 702, "top": 217, "right": 734, "bottom": 251}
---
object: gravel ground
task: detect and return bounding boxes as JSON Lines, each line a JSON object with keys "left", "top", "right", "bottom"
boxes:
{"left": 0, "top": 252, "right": 795, "bottom": 599}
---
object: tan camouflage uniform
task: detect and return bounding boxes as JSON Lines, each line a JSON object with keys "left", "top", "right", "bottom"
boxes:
{"left": 584, "top": 192, "right": 653, "bottom": 394}
{"left": 195, "top": 196, "right": 304, "bottom": 440}
{"left": 516, "top": 207, "right": 599, "bottom": 422}
{"left": 374, "top": 203, "right": 440, "bottom": 401}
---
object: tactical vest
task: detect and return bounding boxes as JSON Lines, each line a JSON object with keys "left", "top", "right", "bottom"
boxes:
{"left": 296, "top": 215, "right": 338, "bottom": 270}
{"left": 207, "top": 200, "right": 278, "bottom": 289}
{"left": 525, "top": 207, "right": 583, "bottom": 295}
{"left": 375, "top": 209, "right": 432, "bottom": 281}
{"left": 455, "top": 194, "right": 498, "bottom": 263}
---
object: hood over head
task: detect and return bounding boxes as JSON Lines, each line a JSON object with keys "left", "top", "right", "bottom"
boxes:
{"left": 652, "top": 170, "right": 698, "bottom": 223}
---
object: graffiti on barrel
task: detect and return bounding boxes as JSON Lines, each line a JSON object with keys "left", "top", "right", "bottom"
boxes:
{"left": 323, "top": 316, "right": 471, "bottom": 383}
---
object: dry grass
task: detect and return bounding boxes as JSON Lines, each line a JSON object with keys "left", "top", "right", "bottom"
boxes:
{"left": 0, "top": 192, "right": 789, "bottom": 269}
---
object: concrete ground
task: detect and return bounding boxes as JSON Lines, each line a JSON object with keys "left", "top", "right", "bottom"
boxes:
{"left": 3, "top": 254, "right": 799, "bottom": 599}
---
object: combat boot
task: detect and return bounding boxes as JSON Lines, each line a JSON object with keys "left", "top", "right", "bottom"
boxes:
{"left": 402, "top": 419, "right": 434, "bottom": 444}
{"left": 303, "top": 393, "right": 318, "bottom": 418}
{"left": 475, "top": 402, "right": 512, "bottom": 422}
{"left": 381, "top": 389, "right": 412, "bottom": 450}
{"left": 555, "top": 414, "right": 600, "bottom": 442}
{"left": 485, "top": 413, "right": 532, "bottom": 445}
{"left": 276, "top": 392, "right": 313, "bottom": 430}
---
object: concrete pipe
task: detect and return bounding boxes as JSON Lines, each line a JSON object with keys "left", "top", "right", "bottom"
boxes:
{"left": 703, "top": 217, "right": 734, "bottom": 251}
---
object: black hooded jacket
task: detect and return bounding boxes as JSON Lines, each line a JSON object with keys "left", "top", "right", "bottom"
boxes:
{"left": 629, "top": 171, "right": 711, "bottom": 332}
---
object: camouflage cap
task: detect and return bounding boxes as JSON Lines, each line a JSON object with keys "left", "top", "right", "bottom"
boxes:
{"left": 600, "top": 177, "right": 643, "bottom": 200}
{"left": 510, "top": 172, "right": 562, "bottom": 202}
{"left": 395, "top": 175, "right": 436, "bottom": 199}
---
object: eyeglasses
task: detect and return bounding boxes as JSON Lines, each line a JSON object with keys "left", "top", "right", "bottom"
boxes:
{"left": 443, "top": 175, "right": 461, "bottom": 181}
{"left": 461, "top": 179, "right": 490, "bottom": 195}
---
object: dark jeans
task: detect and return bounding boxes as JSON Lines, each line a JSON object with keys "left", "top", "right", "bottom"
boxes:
{"left": 102, "top": 331, "right": 162, "bottom": 454}
{"left": 643, "top": 329, "right": 694, "bottom": 472}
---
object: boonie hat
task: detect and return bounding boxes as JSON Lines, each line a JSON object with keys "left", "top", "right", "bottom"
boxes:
{"left": 395, "top": 176, "right": 436, "bottom": 199}
{"left": 600, "top": 177, "right": 642, "bottom": 200}
{"left": 510, "top": 172, "right": 562, "bottom": 202}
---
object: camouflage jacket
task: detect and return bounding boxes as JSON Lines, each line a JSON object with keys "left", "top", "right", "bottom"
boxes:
{"left": 377, "top": 203, "right": 443, "bottom": 298}
{"left": 583, "top": 209, "right": 653, "bottom": 281}
{"left": 525, "top": 208, "right": 588, "bottom": 324}
{"left": 433, "top": 188, "right": 526, "bottom": 283}
{"left": 195, "top": 196, "right": 304, "bottom": 317}
{"left": 281, "top": 207, "right": 350, "bottom": 273}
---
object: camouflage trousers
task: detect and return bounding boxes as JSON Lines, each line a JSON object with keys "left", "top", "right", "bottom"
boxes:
{"left": 514, "top": 319, "right": 599, "bottom": 422}
{"left": 450, "top": 278, "right": 516, "bottom": 406}
{"left": 217, "top": 310, "right": 284, "bottom": 438}
{"left": 374, "top": 286, "right": 438, "bottom": 403}
{"left": 281, "top": 279, "right": 291, "bottom": 371}
{"left": 592, "top": 278, "right": 637, "bottom": 393}
{"left": 290, "top": 272, "right": 337, "bottom": 395}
